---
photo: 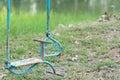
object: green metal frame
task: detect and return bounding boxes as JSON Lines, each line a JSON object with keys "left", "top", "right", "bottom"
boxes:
{"left": 5, "top": 0, "right": 63, "bottom": 77}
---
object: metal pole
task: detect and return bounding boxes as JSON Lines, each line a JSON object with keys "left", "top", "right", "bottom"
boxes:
{"left": 6, "top": 0, "right": 11, "bottom": 62}
{"left": 46, "top": 0, "right": 50, "bottom": 33}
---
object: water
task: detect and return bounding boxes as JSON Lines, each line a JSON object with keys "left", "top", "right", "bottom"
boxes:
{"left": 0, "top": 0, "right": 120, "bottom": 15}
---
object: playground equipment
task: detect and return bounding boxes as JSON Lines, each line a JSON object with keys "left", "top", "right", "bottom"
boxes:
{"left": 5, "top": 0, "right": 63, "bottom": 77}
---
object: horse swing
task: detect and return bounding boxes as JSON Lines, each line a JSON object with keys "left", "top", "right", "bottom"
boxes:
{"left": 5, "top": 0, "right": 63, "bottom": 77}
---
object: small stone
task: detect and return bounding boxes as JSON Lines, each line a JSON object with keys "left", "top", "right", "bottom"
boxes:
{"left": 74, "top": 40, "right": 79, "bottom": 45}
{"left": 68, "top": 24, "right": 74, "bottom": 28}
{"left": 58, "top": 24, "right": 65, "bottom": 28}
{"left": 55, "top": 33, "right": 60, "bottom": 36}
{"left": 0, "top": 74, "right": 7, "bottom": 79}
{"left": 72, "top": 55, "right": 78, "bottom": 61}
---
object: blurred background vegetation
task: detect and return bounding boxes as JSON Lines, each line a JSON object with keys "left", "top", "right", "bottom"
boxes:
{"left": 0, "top": 0, "right": 120, "bottom": 15}
{"left": 0, "top": 0, "right": 120, "bottom": 44}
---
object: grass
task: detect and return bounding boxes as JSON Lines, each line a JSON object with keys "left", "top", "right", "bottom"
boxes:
{"left": 0, "top": 7, "right": 100, "bottom": 44}
{"left": 0, "top": 9, "right": 120, "bottom": 79}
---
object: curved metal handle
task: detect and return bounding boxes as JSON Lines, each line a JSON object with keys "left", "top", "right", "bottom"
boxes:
{"left": 44, "top": 35, "right": 62, "bottom": 57}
